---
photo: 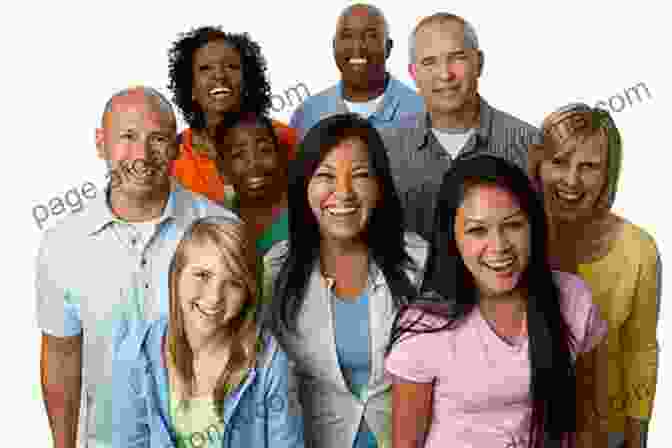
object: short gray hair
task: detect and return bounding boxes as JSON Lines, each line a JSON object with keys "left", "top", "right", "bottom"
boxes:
{"left": 408, "top": 13, "right": 479, "bottom": 64}
{"left": 102, "top": 86, "right": 176, "bottom": 125}
{"left": 335, "top": 3, "right": 390, "bottom": 41}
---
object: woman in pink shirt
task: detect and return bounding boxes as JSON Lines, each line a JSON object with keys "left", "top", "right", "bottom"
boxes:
{"left": 385, "top": 154, "right": 608, "bottom": 448}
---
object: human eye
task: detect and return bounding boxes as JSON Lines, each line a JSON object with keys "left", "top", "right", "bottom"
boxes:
{"left": 193, "top": 270, "right": 212, "bottom": 280}
{"left": 466, "top": 226, "right": 487, "bottom": 235}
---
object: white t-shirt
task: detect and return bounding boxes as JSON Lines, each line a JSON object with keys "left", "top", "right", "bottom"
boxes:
{"left": 344, "top": 94, "right": 384, "bottom": 118}
{"left": 431, "top": 128, "right": 475, "bottom": 159}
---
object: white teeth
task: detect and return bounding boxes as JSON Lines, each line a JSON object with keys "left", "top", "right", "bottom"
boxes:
{"left": 556, "top": 190, "right": 582, "bottom": 201}
{"left": 193, "top": 302, "right": 224, "bottom": 317}
{"left": 210, "top": 87, "right": 232, "bottom": 95}
{"left": 483, "top": 258, "right": 515, "bottom": 269}
{"left": 327, "top": 207, "right": 358, "bottom": 215}
{"left": 349, "top": 58, "right": 367, "bottom": 64}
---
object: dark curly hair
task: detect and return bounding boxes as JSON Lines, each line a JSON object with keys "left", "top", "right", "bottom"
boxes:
{"left": 167, "top": 26, "right": 272, "bottom": 129}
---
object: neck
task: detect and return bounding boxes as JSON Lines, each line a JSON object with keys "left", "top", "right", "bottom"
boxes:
{"left": 478, "top": 288, "right": 526, "bottom": 319}
{"left": 342, "top": 71, "right": 388, "bottom": 102}
{"left": 187, "top": 328, "right": 231, "bottom": 362}
{"left": 319, "top": 237, "right": 369, "bottom": 277}
{"left": 239, "top": 191, "right": 287, "bottom": 237}
{"left": 239, "top": 189, "right": 287, "bottom": 213}
{"left": 203, "top": 108, "right": 239, "bottom": 138}
{"left": 429, "top": 94, "right": 480, "bottom": 129}
{"left": 109, "top": 183, "right": 171, "bottom": 222}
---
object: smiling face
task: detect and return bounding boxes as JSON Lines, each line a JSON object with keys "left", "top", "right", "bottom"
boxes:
{"left": 177, "top": 237, "right": 248, "bottom": 342}
{"left": 539, "top": 132, "right": 608, "bottom": 223}
{"left": 455, "top": 183, "right": 531, "bottom": 298}
{"left": 96, "top": 92, "right": 177, "bottom": 197}
{"left": 334, "top": 6, "right": 388, "bottom": 89}
{"left": 216, "top": 121, "right": 284, "bottom": 204}
{"left": 411, "top": 19, "right": 480, "bottom": 116}
{"left": 191, "top": 39, "right": 243, "bottom": 118}
{"left": 307, "top": 137, "right": 381, "bottom": 244}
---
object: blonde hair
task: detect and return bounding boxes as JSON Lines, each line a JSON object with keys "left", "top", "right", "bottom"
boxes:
{"left": 530, "top": 103, "right": 622, "bottom": 215}
{"left": 166, "top": 216, "right": 260, "bottom": 417}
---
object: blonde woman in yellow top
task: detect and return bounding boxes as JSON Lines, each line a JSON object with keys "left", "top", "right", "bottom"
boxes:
{"left": 530, "top": 103, "right": 661, "bottom": 448}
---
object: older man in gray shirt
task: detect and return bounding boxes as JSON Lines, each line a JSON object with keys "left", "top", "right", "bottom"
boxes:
{"left": 380, "top": 13, "right": 539, "bottom": 241}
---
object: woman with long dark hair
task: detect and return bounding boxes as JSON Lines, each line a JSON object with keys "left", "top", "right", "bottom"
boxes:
{"left": 530, "top": 104, "right": 661, "bottom": 448}
{"left": 167, "top": 27, "right": 297, "bottom": 205}
{"left": 385, "top": 154, "right": 608, "bottom": 448}
{"left": 264, "top": 113, "right": 429, "bottom": 448}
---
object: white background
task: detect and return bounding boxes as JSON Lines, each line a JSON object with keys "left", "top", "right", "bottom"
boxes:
{"left": 2, "top": 0, "right": 670, "bottom": 445}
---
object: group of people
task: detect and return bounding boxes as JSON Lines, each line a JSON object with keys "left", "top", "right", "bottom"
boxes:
{"left": 36, "top": 4, "right": 661, "bottom": 448}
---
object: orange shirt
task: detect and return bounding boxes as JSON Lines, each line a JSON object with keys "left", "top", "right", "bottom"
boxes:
{"left": 170, "top": 120, "right": 298, "bottom": 204}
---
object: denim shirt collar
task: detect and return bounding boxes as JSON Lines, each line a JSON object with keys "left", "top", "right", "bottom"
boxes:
{"left": 335, "top": 73, "right": 401, "bottom": 122}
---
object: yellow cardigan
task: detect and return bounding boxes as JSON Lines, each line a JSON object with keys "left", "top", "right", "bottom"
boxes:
{"left": 578, "top": 220, "right": 661, "bottom": 433}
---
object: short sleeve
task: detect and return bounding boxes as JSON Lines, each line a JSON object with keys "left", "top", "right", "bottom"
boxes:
{"left": 35, "top": 228, "right": 82, "bottom": 337}
{"left": 384, "top": 308, "right": 449, "bottom": 383}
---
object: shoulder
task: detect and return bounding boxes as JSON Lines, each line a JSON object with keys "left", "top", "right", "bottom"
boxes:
{"left": 621, "top": 219, "right": 660, "bottom": 262}
{"left": 36, "top": 195, "right": 105, "bottom": 260}
{"left": 488, "top": 100, "right": 538, "bottom": 134}
{"left": 173, "top": 183, "right": 240, "bottom": 220}
{"left": 389, "top": 77, "right": 422, "bottom": 101}
{"left": 297, "top": 84, "right": 338, "bottom": 109}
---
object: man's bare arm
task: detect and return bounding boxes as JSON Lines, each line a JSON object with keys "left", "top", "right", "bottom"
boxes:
{"left": 41, "top": 332, "right": 82, "bottom": 448}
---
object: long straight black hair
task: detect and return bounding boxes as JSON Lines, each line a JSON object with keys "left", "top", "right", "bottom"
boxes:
{"left": 266, "top": 113, "right": 417, "bottom": 335}
{"left": 388, "top": 154, "right": 577, "bottom": 448}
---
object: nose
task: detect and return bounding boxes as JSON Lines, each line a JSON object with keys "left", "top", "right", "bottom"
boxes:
{"left": 437, "top": 59, "right": 457, "bottom": 81}
{"left": 213, "top": 63, "right": 229, "bottom": 81}
{"left": 563, "top": 163, "right": 580, "bottom": 187}
{"left": 199, "top": 280, "right": 226, "bottom": 307}
{"left": 333, "top": 168, "right": 354, "bottom": 198}
{"left": 490, "top": 228, "right": 512, "bottom": 253}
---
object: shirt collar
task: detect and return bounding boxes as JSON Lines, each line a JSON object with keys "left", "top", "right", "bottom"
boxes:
{"left": 415, "top": 95, "right": 493, "bottom": 151}
{"left": 85, "top": 180, "right": 185, "bottom": 235}
{"left": 336, "top": 73, "right": 400, "bottom": 122}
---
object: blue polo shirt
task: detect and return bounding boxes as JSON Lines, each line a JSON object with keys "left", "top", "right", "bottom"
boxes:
{"left": 289, "top": 74, "right": 424, "bottom": 140}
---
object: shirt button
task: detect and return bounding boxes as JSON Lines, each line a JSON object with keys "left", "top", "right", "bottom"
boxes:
{"left": 145, "top": 283, "right": 149, "bottom": 289}
{"left": 141, "top": 258, "right": 147, "bottom": 267}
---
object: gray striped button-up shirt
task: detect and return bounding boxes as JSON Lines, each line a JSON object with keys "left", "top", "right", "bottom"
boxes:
{"left": 379, "top": 96, "right": 540, "bottom": 241}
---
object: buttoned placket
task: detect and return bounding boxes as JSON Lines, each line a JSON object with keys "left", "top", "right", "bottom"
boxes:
{"left": 111, "top": 219, "right": 171, "bottom": 321}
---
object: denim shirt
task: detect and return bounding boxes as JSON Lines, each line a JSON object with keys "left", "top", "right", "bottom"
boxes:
{"left": 109, "top": 317, "right": 304, "bottom": 448}
{"left": 289, "top": 75, "right": 425, "bottom": 141}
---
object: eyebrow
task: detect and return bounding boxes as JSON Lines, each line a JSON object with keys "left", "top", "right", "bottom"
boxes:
{"left": 318, "top": 162, "right": 370, "bottom": 170}
{"left": 464, "top": 210, "right": 524, "bottom": 224}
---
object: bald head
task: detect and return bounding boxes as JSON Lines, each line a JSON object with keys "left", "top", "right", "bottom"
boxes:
{"left": 101, "top": 86, "right": 176, "bottom": 129}
{"left": 335, "top": 3, "right": 390, "bottom": 40}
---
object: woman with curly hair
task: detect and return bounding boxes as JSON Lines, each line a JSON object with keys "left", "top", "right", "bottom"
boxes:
{"left": 167, "top": 26, "right": 297, "bottom": 205}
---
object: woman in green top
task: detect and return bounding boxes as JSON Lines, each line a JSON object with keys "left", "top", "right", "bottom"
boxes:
{"left": 214, "top": 111, "right": 289, "bottom": 256}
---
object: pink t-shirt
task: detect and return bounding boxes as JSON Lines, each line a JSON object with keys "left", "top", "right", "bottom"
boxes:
{"left": 384, "top": 271, "right": 608, "bottom": 448}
